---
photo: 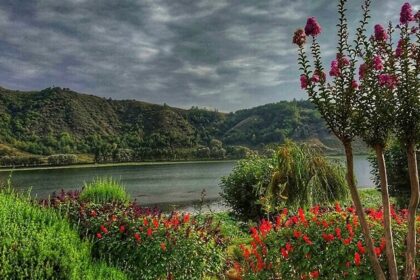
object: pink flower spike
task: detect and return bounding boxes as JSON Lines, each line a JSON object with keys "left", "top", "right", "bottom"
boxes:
{"left": 373, "top": 55, "right": 383, "bottom": 71}
{"left": 400, "top": 3, "right": 414, "bottom": 24}
{"left": 329, "top": 60, "right": 340, "bottom": 77}
{"left": 351, "top": 80, "right": 359, "bottom": 90}
{"left": 300, "top": 75, "right": 309, "bottom": 89}
{"left": 304, "top": 17, "right": 322, "bottom": 37}
{"left": 374, "top": 24, "right": 388, "bottom": 41}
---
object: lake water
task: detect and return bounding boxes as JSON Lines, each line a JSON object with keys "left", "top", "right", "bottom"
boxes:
{"left": 0, "top": 156, "right": 374, "bottom": 209}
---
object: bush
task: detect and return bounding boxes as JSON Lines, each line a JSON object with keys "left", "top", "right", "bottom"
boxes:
{"left": 80, "top": 177, "right": 130, "bottom": 204}
{"left": 220, "top": 156, "right": 275, "bottom": 220}
{"left": 368, "top": 141, "right": 419, "bottom": 207}
{"left": 0, "top": 188, "right": 126, "bottom": 280}
{"left": 230, "top": 205, "right": 418, "bottom": 279}
{"left": 46, "top": 191, "right": 227, "bottom": 280}
{"left": 47, "top": 154, "right": 77, "bottom": 165}
{"left": 221, "top": 142, "right": 348, "bottom": 220}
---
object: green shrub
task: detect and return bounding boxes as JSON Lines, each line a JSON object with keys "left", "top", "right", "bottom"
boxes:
{"left": 221, "top": 141, "right": 349, "bottom": 220}
{"left": 220, "top": 155, "right": 275, "bottom": 220}
{"left": 0, "top": 188, "right": 127, "bottom": 280}
{"left": 80, "top": 177, "right": 130, "bottom": 204}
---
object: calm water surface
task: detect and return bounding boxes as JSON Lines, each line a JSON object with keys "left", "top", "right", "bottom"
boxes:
{"left": 0, "top": 156, "right": 374, "bottom": 208}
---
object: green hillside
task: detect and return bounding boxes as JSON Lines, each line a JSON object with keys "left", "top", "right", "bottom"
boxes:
{"left": 0, "top": 86, "right": 356, "bottom": 167}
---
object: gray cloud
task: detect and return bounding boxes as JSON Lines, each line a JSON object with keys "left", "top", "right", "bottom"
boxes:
{"left": 0, "top": 0, "right": 418, "bottom": 111}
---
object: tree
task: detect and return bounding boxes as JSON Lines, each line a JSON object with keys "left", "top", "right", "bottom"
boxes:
{"left": 293, "top": 0, "right": 386, "bottom": 278}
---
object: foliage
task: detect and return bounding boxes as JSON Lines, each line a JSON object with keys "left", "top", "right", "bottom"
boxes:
{"left": 80, "top": 177, "right": 130, "bottom": 204}
{"left": 0, "top": 86, "right": 346, "bottom": 166}
{"left": 231, "top": 205, "right": 419, "bottom": 279}
{"left": 220, "top": 155, "right": 275, "bottom": 220}
{"left": 0, "top": 186, "right": 127, "bottom": 280}
{"left": 221, "top": 142, "right": 348, "bottom": 220}
{"left": 45, "top": 190, "right": 227, "bottom": 280}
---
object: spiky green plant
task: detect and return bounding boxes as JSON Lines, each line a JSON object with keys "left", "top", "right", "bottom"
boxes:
{"left": 80, "top": 177, "right": 130, "bottom": 204}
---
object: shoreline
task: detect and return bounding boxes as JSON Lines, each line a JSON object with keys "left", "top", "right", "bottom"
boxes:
{"left": 0, "top": 159, "right": 237, "bottom": 172}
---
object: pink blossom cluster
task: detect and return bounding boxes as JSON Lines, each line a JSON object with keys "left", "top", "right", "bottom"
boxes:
{"left": 374, "top": 25, "right": 388, "bottom": 41}
{"left": 304, "top": 17, "right": 322, "bottom": 37}
{"left": 400, "top": 3, "right": 414, "bottom": 24}
{"left": 292, "top": 29, "right": 306, "bottom": 47}
{"left": 373, "top": 56, "right": 383, "bottom": 71}
{"left": 378, "top": 74, "right": 398, "bottom": 89}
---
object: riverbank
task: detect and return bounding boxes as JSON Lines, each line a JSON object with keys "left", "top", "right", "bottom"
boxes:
{"left": 0, "top": 159, "right": 238, "bottom": 172}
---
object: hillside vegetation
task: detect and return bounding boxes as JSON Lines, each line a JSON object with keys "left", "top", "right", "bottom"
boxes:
{"left": 0, "top": 86, "right": 357, "bottom": 166}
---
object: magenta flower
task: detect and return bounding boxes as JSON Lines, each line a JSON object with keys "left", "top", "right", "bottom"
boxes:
{"left": 351, "top": 80, "right": 359, "bottom": 89}
{"left": 373, "top": 55, "right": 383, "bottom": 71}
{"left": 336, "top": 54, "right": 350, "bottom": 67}
{"left": 395, "top": 39, "right": 404, "bottom": 58}
{"left": 378, "top": 74, "right": 398, "bottom": 89}
{"left": 374, "top": 24, "right": 388, "bottom": 41}
{"left": 400, "top": 3, "right": 414, "bottom": 24}
{"left": 304, "top": 17, "right": 322, "bottom": 37}
{"left": 300, "top": 75, "right": 309, "bottom": 89}
{"left": 311, "top": 74, "right": 320, "bottom": 83}
{"left": 292, "top": 28, "right": 306, "bottom": 47}
{"left": 329, "top": 60, "right": 340, "bottom": 77}
{"left": 359, "top": 63, "right": 368, "bottom": 80}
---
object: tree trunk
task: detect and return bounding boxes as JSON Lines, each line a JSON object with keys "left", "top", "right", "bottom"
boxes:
{"left": 405, "top": 141, "right": 419, "bottom": 280}
{"left": 344, "top": 141, "right": 386, "bottom": 280}
{"left": 375, "top": 144, "right": 399, "bottom": 280}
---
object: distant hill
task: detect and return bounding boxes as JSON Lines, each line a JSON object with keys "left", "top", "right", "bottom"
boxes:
{"left": 0, "top": 86, "right": 363, "bottom": 166}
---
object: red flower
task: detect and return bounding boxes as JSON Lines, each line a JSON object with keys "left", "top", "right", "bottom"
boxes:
{"left": 335, "top": 202, "right": 342, "bottom": 212}
{"left": 100, "top": 225, "right": 108, "bottom": 234}
{"left": 259, "top": 219, "right": 272, "bottom": 236}
{"left": 310, "top": 270, "right": 320, "bottom": 278}
{"left": 160, "top": 242, "right": 167, "bottom": 252}
{"left": 293, "top": 230, "right": 302, "bottom": 239}
{"left": 285, "top": 242, "right": 293, "bottom": 251}
{"left": 143, "top": 217, "right": 149, "bottom": 226}
{"left": 374, "top": 247, "right": 382, "bottom": 257}
{"left": 354, "top": 252, "right": 361, "bottom": 266}
{"left": 183, "top": 213, "right": 190, "bottom": 223}
{"left": 119, "top": 225, "right": 125, "bottom": 233}
{"left": 322, "top": 233, "right": 334, "bottom": 242}
{"left": 303, "top": 235, "right": 313, "bottom": 245}
{"left": 304, "top": 17, "right": 322, "bottom": 37}
{"left": 298, "top": 208, "right": 306, "bottom": 222}
{"left": 310, "top": 205, "right": 320, "bottom": 215}
{"left": 281, "top": 247, "right": 289, "bottom": 258}
{"left": 153, "top": 218, "right": 159, "bottom": 229}
{"left": 96, "top": 233, "right": 102, "bottom": 239}
{"left": 335, "top": 228, "right": 342, "bottom": 239}
{"left": 134, "top": 233, "right": 141, "bottom": 241}
{"left": 343, "top": 238, "right": 352, "bottom": 245}
{"left": 90, "top": 210, "right": 97, "bottom": 217}
{"left": 147, "top": 227, "right": 153, "bottom": 237}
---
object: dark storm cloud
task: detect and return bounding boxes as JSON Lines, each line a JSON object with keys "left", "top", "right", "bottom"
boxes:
{"left": 0, "top": 0, "right": 418, "bottom": 111}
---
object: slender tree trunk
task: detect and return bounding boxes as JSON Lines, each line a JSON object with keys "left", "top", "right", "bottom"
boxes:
{"left": 405, "top": 141, "right": 419, "bottom": 280}
{"left": 344, "top": 141, "right": 386, "bottom": 280}
{"left": 375, "top": 144, "right": 399, "bottom": 280}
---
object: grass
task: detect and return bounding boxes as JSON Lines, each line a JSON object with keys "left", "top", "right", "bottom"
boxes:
{"left": 80, "top": 177, "right": 130, "bottom": 204}
{"left": 0, "top": 185, "right": 127, "bottom": 280}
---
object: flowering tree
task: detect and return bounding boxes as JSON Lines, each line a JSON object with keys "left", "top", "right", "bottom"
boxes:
{"left": 392, "top": 4, "right": 420, "bottom": 279}
{"left": 354, "top": 21, "right": 399, "bottom": 280}
{"left": 293, "top": 0, "right": 387, "bottom": 278}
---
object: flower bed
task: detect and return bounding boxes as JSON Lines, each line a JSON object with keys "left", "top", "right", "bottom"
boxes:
{"left": 46, "top": 190, "right": 227, "bottom": 280}
{"left": 231, "top": 204, "right": 419, "bottom": 279}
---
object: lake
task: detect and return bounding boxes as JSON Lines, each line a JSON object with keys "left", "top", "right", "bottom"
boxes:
{"left": 0, "top": 156, "right": 374, "bottom": 209}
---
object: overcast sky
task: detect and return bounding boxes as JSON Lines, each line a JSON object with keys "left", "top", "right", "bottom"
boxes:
{"left": 0, "top": 0, "right": 418, "bottom": 111}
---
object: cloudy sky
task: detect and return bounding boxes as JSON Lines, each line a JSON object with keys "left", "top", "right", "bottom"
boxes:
{"left": 0, "top": 0, "right": 418, "bottom": 111}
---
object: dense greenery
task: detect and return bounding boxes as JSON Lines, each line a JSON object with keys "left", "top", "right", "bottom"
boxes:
{"left": 46, "top": 189, "right": 227, "bottom": 279}
{"left": 0, "top": 186, "right": 127, "bottom": 280}
{"left": 221, "top": 142, "right": 349, "bottom": 220}
{"left": 80, "top": 177, "right": 130, "bottom": 204}
{"left": 0, "top": 86, "right": 349, "bottom": 167}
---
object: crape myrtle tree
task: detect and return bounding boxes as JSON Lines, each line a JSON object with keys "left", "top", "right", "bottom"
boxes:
{"left": 392, "top": 4, "right": 420, "bottom": 279}
{"left": 293, "top": 0, "right": 387, "bottom": 279}
{"left": 354, "top": 21, "right": 399, "bottom": 280}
